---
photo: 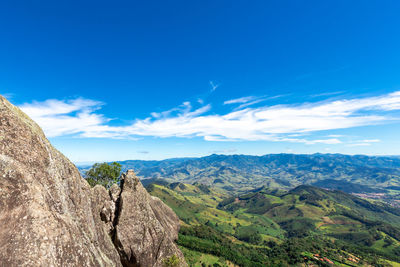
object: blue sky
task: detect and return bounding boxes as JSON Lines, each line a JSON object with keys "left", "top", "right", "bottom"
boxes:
{"left": 1, "top": 0, "right": 400, "bottom": 163}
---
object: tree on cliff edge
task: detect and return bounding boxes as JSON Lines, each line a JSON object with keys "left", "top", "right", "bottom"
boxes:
{"left": 85, "top": 162, "right": 122, "bottom": 189}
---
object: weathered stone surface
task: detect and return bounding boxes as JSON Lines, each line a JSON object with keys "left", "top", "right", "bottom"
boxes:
{"left": 114, "top": 170, "right": 186, "bottom": 267}
{"left": 0, "top": 95, "right": 186, "bottom": 267}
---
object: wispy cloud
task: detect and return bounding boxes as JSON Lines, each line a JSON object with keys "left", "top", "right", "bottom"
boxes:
{"left": 20, "top": 98, "right": 108, "bottom": 137}
{"left": 360, "top": 139, "right": 381, "bottom": 143}
{"left": 235, "top": 98, "right": 268, "bottom": 110}
{"left": 279, "top": 138, "right": 342, "bottom": 145}
{"left": 224, "top": 96, "right": 257, "bottom": 105}
{"left": 1, "top": 92, "right": 15, "bottom": 100}
{"left": 224, "top": 95, "right": 288, "bottom": 110}
{"left": 346, "top": 139, "right": 381, "bottom": 147}
{"left": 347, "top": 143, "right": 372, "bottom": 147}
{"left": 326, "top": 134, "right": 344, "bottom": 138}
{"left": 310, "top": 91, "right": 345, "bottom": 98}
{"left": 211, "top": 148, "right": 237, "bottom": 154}
{"left": 209, "top": 81, "right": 219, "bottom": 91}
{"left": 19, "top": 91, "right": 400, "bottom": 145}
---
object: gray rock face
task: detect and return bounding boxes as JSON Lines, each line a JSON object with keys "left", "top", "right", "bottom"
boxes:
{"left": 0, "top": 95, "right": 186, "bottom": 267}
{"left": 114, "top": 171, "right": 185, "bottom": 267}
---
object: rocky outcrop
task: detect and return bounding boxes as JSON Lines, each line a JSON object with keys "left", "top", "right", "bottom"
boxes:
{"left": 0, "top": 95, "right": 186, "bottom": 267}
{"left": 114, "top": 170, "right": 184, "bottom": 267}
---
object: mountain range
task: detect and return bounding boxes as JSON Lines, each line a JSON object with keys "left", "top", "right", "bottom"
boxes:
{"left": 79, "top": 153, "right": 400, "bottom": 197}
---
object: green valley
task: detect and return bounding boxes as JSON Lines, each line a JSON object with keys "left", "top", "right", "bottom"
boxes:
{"left": 146, "top": 181, "right": 400, "bottom": 266}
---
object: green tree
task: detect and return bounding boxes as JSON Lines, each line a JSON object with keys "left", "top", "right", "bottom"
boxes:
{"left": 85, "top": 162, "right": 122, "bottom": 189}
{"left": 162, "top": 255, "right": 180, "bottom": 267}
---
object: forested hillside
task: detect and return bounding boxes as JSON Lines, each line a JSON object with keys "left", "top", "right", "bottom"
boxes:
{"left": 147, "top": 181, "right": 400, "bottom": 266}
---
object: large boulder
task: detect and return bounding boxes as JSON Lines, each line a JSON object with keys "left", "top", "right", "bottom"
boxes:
{"left": 114, "top": 170, "right": 185, "bottom": 267}
{"left": 0, "top": 95, "right": 186, "bottom": 267}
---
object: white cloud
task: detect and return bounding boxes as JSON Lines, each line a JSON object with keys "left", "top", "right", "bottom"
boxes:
{"left": 1, "top": 92, "right": 15, "bottom": 100}
{"left": 209, "top": 81, "right": 219, "bottom": 91}
{"left": 360, "top": 139, "right": 381, "bottom": 143}
{"left": 224, "top": 94, "right": 289, "bottom": 110}
{"left": 310, "top": 91, "right": 345, "bottom": 98}
{"left": 19, "top": 91, "right": 400, "bottom": 145}
{"left": 20, "top": 98, "right": 108, "bottom": 137}
{"left": 235, "top": 98, "right": 267, "bottom": 110}
{"left": 211, "top": 148, "right": 237, "bottom": 153}
{"left": 224, "top": 96, "right": 256, "bottom": 105}
{"left": 279, "top": 138, "right": 342, "bottom": 145}
{"left": 346, "top": 139, "right": 381, "bottom": 147}
{"left": 326, "top": 134, "right": 344, "bottom": 138}
{"left": 347, "top": 143, "right": 372, "bottom": 147}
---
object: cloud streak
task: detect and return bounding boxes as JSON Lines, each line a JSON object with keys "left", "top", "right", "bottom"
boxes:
{"left": 19, "top": 91, "right": 400, "bottom": 145}
{"left": 209, "top": 81, "right": 219, "bottom": 91}
{"left": 346, "top": 139, "right": 381, "bottom": 147}
{"left": 224, "top": 95, "right": 289, "bottom": 110}
{"left": 224, "top": 96, "right": 257, "bottom": 105}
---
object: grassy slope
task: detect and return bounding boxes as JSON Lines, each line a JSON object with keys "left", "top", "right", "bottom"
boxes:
{"left": 148, "top": 182, "right": 400, "bottom": 266}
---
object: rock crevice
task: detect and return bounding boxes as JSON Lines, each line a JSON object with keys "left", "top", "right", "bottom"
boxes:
{"left": 110, "top": 170, "right": 185, "bottom": 267}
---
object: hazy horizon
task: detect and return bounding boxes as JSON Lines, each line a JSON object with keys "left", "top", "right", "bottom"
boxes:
{"left": 73, "top": 152, "right": 400, "bottom": 166}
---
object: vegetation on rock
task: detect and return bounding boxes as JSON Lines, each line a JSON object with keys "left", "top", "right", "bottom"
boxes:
{"left": 85, "top": 162, "right": 122, "bottom": 188}
{"left": 163, "top": 255, "right": 181, "bottom": 267}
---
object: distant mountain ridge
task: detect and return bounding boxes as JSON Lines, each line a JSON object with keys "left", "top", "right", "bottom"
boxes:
{"left": 90, "top": 153, "right": 400, "bottom": 194}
